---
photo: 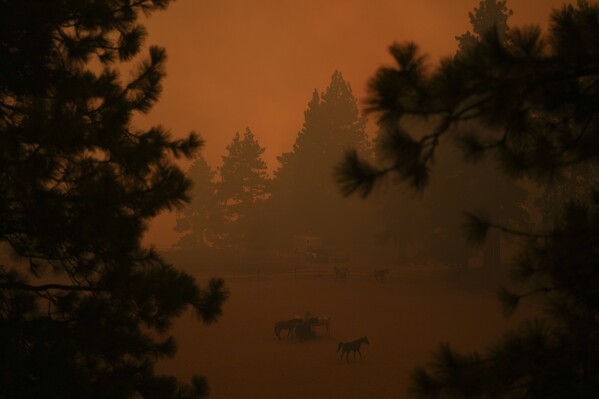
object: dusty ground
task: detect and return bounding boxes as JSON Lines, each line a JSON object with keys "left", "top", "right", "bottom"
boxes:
{"left": 158, "top": 269, "right": 537, "bottom": 399}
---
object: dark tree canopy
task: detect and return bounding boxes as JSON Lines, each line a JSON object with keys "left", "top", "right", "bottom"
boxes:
{"left": 0, "top": 1, "right": 228, "bottom": 398}
{"left": 217, "top": 127, "right": 271, "bottom": 249}
{"left": 366, "top": 0, "right": 527, "bottom": 269}
{"left": 456, "top": 0, "right": 513, "bottom": 54}
{"left": 535, "top": 162, "right": 599, "bottom": 228}
{"left": 271, "top": 71, "right": 372, "bottom": 247}
{"left": 174, "top": 153, "right": 222, "bottom": 251}
{"left": 337, "top": 0, "right": 599, "bottom": 397}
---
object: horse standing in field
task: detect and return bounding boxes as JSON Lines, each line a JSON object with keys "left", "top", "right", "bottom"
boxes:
{"left": 334, "top": 266, "right": 349, "bottom": 280}
{"left": 311, "top": 315, "right": 331, "bottom": 334}
{"left": 337, "top": 336, "right": 369, "bottom": 363}
{"left": 274, "top": 318, "right": 302, "bottom": 340}
{"left": 374, "top": 268, "right": 389, "bottom": 281}
{"left": 295, "top": 317, "right": 318, "bottom": 342}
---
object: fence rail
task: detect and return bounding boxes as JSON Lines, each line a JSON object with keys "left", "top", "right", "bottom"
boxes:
{"left": 189, "top": 263, "right": 454, "bottom": 281}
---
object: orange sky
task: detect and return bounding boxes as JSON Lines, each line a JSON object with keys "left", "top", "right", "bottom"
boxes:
{"left": 140, "top": 0, "right": 571, "bottom": 248}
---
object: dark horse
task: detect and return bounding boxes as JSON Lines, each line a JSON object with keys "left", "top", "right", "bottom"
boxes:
{"left": 334, "top": 266, "right": 349, "bottom": 280}
{"left": 312, "top": 316, "right": 331, "bottom": 334}
{"left": 337, "top": 336, "right": 369, "bottom": 363}
{"left": 295, "top": 315, "right": 332, "bottom": 341}
{"left": 374, "top": 268, "right": 389, "bottom": 281}
{"left": 295, "top": 320, "right": 314, "bottom": 342}
{"left": 274, "top": 318, "right": 302, "bottom": 340}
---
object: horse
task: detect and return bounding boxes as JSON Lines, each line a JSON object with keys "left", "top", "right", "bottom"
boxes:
{"left": 334, "top": 266, "right": 349, "bottom": 280}
{"left": 374, "top": 268, "right": 389, "bottom": 281}
{"left": 337, "top": 336, "right": 369, "bottom": 363}
{"left": 274, "top": 318, "right": 302, "bottom": 340}
{"left": 293, "top": 313, "right": 331, "bottom": 341}
{"left": 295, "top": 319, "right": 316, "bottom": 342}
{"left": 311, "top": 315, "right": 331, "bottom": 334}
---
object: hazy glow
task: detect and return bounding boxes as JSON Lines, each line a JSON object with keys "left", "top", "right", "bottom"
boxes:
{"left": 141, "top": 0, "right": 569, "bottom": 247}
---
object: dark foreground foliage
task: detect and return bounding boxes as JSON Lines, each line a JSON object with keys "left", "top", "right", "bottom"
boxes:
{"left": 0, "top": 1, "right": 228, "bottom": 398}
{"left": 337, "top": 1, "right": 599, "bottom": 397}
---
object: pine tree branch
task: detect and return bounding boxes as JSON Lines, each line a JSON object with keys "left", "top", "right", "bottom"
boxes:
{"left": 0, "top": 282, "right": 105, "bottom": 292}
{"left": 112, "top": 0, "right": 160, "bottom": 15}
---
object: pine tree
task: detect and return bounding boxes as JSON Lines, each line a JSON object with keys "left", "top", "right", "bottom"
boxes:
{"left": 535, "top": 163, "right": 599, "bottom": 228}
{"left": 456, "top": 0, "right": 513, "bottom": 54}
{"left": 454, "top": 0, "right": 525, "bottom": 272}
{"left": 174, "top": 153, "right": 222, "bottom": 250}
{"left": 366, "top": 0, "right": 527, "bottom": 270}
{"left": 0, "top": 1, "right": 228, "bottom": 398}
{"left": 271, "top": 71, "right": 372, "bottom": 248}
{"left": 337, "top": 0, "right": 599, "bottom": 397}
{"left": 217, "top": 128, "right": 270, "bottom": 249}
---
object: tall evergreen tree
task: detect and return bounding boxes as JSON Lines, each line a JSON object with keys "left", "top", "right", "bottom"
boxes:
{"left": 426, "top": 147, "right": 527, "bottom": 269}
{"left": 453, "top": 0, "right": 524, "bottom": 271}
{"left": 217, "top": 128, "right": 270, "bottom": 249}
{"left": 535, "top": 163, "right": 599, "bottom": 228}
{"left": 0, "top": 1, "right": 228, "bottom": 398}
{"left": 174, "top": 153, "right": 222, "bottom": 250}
{"left": 337, "top": 1, "right": 599, "bottom": 397}
{"left": 371, "top": 132, "right": 528, "bottom": 269}
{"left": 369, "top": 0, "right": 527, "bottom": 270}
{"left": 271, "top": 71, "right": 372, "bottom": 248}
{"left": 456, "top": 0, "right": 513, "bottom": 54}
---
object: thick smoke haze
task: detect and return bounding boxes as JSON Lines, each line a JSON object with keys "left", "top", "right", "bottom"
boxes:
{"left": 141, "top": 0, "right": 567, "bottom": 248}
{"left": 4, "top": 1, "right": 596, "bottom": 398}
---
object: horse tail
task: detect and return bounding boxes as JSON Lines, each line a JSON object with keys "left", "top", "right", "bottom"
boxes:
{"left": 337, "top": 342, "right": 343, "bottom": 353}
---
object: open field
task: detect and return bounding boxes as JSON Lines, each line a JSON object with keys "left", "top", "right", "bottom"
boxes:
{"left": 158, "top": 267, "right": 538, "bottom": 399}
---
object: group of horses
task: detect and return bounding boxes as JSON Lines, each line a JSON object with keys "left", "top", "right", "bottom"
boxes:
{"left": 274, "top": 315, "right": 331, "bottom": 342}
{"left": 274, "top": 315, "right": 369, "bottom": 363}
{"left": 272, "top": 266, "right": 391, "bottom": 363}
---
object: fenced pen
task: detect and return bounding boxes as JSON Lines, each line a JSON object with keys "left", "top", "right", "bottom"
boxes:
{"left": 161, "top": 248, "right": 457, "bottom": 282}
{"left": 196, "top": 263, "right": 455, "bottom": 282}
{"left": 160, "top": 248, "right": 545, "bottom": 309}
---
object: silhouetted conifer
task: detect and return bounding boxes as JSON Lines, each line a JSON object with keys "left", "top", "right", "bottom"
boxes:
{"left": 456, "top": 0, "right": 513, "bottom": 54}
{"left": 217, "top": 128, "right": 271, "bottom": 249}
{"left": 364, "top": 0, "right": 527, "bottom": 270}
{"left": 270, "top": 71, "right": 373, "bottom": 248}
{"left": 337, "top": 0, "right": 599, "bottom": 397}
{"left": 174, "top": 154, "right": 223, "bottom": 251}
{"left": 0, "top": 1, "right": 228, "bottom": 398}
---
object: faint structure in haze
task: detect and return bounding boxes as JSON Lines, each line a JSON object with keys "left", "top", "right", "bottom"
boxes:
{"left": 334, "top": 266, "right": 349, "bottom": 280}
{"left": 374, "top": 268, "right": 389, "bottom": 281}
